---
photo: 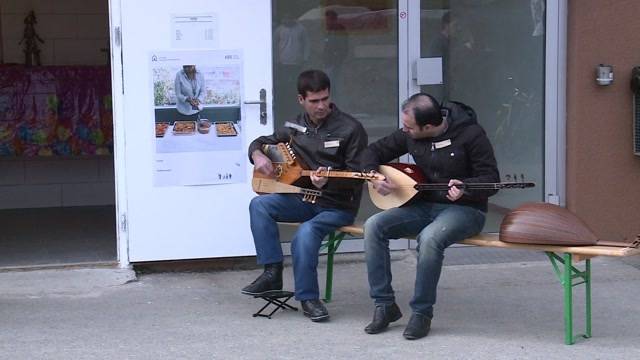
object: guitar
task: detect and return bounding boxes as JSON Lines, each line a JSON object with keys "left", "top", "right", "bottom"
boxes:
{"left": 252, "top": 177, "right": 322, "bottom": 204}
{"left": 252, "top": 142, "right": 383, "bottom": 194}
{"left": 368, "top": 163, "right": 535, "bottom": 210}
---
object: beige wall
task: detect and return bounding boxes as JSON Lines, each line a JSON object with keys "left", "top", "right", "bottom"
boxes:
{"left": 567, "top": 0, "right": 640, "bottom": 242}
{"left": 0, "top": 157, "right": 115, "bottom": 209}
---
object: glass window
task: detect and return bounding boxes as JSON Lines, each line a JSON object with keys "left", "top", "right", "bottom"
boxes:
{"left": 420, "top": 0, "right": 545, "bottom": 231}
{"left": 272, "top": 1, "right": 399, "bottom": 229}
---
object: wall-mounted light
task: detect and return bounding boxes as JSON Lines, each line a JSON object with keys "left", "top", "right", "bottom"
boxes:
{"left": 596, "top": 64, "right": 614, "bottom": 86}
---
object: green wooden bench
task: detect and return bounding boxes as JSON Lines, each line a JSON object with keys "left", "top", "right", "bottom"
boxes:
{"left": 278, "top": 222, "right": 640, "bottom": 345}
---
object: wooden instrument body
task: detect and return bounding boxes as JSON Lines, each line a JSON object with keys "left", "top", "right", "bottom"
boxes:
{"left": 367, "top": 163, "right": 427, "bottom": 210}
{"left": 252, "top": 161, "right": 305, "bottom": 185}
{"left": 252, "top": 142, "right": 381, "bottom": 196}
{"left": 499, "top": 202, "right": 599, "bottom": 246}
{"left": 252, "top": 142, "right": 305, "bottom": 187}
{"left": 251, "top": 177, "right": 321, "bottom": 203}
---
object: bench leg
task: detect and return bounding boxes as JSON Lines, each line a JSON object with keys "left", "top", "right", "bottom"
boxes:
{"left": 321, "top": 231, "right": 346, "bottom": 303}
{"left": 585, "top": 258, "right": 592, "bottom": 339}
{"left": 562, "top": 253, "right": 573, "bottom": 345}
{"left": 546, "top": 252, "right": 592, "bottom": 345}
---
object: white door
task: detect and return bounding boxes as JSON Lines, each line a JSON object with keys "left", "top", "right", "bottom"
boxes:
{"left": 115, "top": 0, "right": 272, "bottom": 261}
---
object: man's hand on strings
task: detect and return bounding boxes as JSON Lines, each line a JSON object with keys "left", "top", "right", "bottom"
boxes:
{"left": 252, "top": 150, "right": 275, "bottom": 177}
{"left": 311, "top": 167, "right": 330, "bottom": 189}
{"left": 446, "top": 179, "right": 464, "bottom": 202}
{"left": 369, "top": 171, "right": 396, "bottom": 196}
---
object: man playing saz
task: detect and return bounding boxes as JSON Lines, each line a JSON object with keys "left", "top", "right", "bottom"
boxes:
{"left": 242, "top": 70, "right": 367, "bottom": 322}
{"left": 360, "top": 93, "right": 500, "bottom": 339}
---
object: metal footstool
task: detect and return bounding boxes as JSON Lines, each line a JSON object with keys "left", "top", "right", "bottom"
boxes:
{"left": 252, "top": 291, "right": 298, "bottom": 319}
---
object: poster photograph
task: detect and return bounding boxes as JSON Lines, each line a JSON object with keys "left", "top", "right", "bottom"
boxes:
{"left": 149, "top": 49, "right": 245, "bottom": 186}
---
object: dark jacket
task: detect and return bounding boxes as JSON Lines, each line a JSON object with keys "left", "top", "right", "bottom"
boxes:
{"left": 360, "top": 101, "right": 500, "bottom": 211}
{"left": 248, "top": 104, "right": 368, "bottom": 214}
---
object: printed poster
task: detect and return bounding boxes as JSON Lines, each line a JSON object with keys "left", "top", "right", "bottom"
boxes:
{"left": 150, "top": 49, "right": 245, "bottom": 186}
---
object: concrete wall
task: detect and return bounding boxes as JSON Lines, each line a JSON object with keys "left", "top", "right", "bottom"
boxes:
{"left": 0, "top": 0, "right": 109, "bottom": 65}
{"left": 0, "top": 157, "right": 115, "bottom": 209}
{"left": 567, "top": 0, "right": 640, "bottom": 242}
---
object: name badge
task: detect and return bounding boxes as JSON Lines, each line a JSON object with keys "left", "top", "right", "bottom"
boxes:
{"left": 324, "top": 140, "right": 340, "bottom": 148}
{"left": 433, "top": 139, "right": 452, "bottom": 149}
{"left": 284, "top": 121, "right": 307, "bottom": 134}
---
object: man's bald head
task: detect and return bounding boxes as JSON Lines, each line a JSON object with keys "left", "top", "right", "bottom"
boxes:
{"left": 401, "top": 93, "right": 443, "bottom": 128}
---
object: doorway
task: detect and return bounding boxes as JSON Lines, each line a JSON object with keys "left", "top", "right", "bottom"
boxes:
{"left": 0, "top": 0, "right": 117, "bottom": 268}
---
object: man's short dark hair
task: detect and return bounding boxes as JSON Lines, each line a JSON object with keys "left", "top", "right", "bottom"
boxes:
{"left": 402, "top": 93, "right": 443, "bottom": 127}
{"left": 297, "top": 70, "right": 331, "bottom": 98}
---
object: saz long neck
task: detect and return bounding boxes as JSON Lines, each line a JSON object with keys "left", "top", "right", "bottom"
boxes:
{"left": 414, "top": 182, "right": 535, "bottom": 191}
{"left": 300, "top": 169, "right": 382, "bottom": 180}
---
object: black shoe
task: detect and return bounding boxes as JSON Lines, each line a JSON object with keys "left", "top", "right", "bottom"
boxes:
{"left": 241, "top": 262, "right": 283, "bottom": 296}
{"left": 364, "top": 303, "right": 403, "bottom": 334}
{"left": 301, "top": 299, "right": 330, "bottom": 322}
{"left": 402, "top": 313, "right": 431, "bottom": 340}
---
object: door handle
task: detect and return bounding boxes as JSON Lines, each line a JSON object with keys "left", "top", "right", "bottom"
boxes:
{"left": 243, "top": 88, "right": 267, "bottom": 125}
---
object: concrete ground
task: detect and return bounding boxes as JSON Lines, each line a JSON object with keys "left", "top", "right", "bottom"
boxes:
{"left": 1, "top": 252, "right": 639, "bottom": 360}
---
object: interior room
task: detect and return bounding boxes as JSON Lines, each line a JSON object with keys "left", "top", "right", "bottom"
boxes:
{"left": 0, "top": 0, "right": 116, "bottom": 268}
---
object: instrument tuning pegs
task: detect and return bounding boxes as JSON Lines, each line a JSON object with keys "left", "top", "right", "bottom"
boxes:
{"left": 302, "top": 194, "right": 317, "bottom": 204}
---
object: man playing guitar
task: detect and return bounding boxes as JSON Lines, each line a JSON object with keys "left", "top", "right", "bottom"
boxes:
{"left": 360, "top": 93, "right": 500, "bottom": 340}
{"left": 241, "top": 70, "right": 367, "bottom": 322}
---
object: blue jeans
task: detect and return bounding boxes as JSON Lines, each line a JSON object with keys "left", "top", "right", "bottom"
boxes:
{"left": 249, "top": 194, "right": 355, "bottom": 301}
{"left": 364, "top": 202, "right": 486, "bottom": 318}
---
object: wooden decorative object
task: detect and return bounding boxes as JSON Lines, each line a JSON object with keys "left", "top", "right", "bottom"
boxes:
{"left": 19, "top": 11, "right": 44, "bottom": 67}
{"left": 499, "top": 202, "right": 599, "bottom": 246}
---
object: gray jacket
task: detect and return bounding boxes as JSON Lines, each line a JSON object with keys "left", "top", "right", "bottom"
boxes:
{"left": 175, "top": 70, "right": 205, "bottom": 115}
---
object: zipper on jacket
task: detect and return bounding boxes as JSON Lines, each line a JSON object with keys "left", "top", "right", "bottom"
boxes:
{"left": 430, "top": 142, "right": 439, "bottom": 180}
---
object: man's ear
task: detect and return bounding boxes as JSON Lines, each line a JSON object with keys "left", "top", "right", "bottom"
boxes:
{"left": 297, "top": 94, "right": 304, "bottom": 105}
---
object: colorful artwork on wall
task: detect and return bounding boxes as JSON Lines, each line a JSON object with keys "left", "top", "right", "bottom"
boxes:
{"left": 0, "top": 65, "right": 113, "bottom": 156}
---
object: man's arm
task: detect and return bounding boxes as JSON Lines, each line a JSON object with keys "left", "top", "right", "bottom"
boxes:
{"left": 251, "top": 150, "right": 274, "bottom": 177}
{"left": 247, "top": 127, "right": 291, "bottom": 164}
{"left": 461, "top": 126, "right": 500, "bottom": 200}
{"left": 357, "top": 129, "right": 409, "bottom": 196}
{"left": 360, "top": 129, "right": 409, "bottom": 172}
